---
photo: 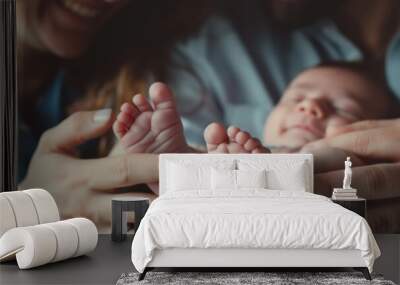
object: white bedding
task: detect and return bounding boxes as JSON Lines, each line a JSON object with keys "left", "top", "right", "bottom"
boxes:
{"left": 131, "top": 190, "right": 380, "bottom": 273}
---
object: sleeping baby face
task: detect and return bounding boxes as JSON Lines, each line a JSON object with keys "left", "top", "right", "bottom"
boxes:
{"left": 263, "top": 66, "right": 390, "bottom": 149}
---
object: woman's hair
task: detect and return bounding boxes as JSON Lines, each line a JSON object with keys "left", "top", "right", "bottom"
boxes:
{"left": 66, "top": 1, "right": 212, "bottom": 112}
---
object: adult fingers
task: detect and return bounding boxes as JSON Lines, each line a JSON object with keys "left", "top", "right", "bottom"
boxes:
{"left": 327, "top": 118, "right": 400, "bottom": 136}
{"left": 312, "top": 126, "right": 400, "bottom": 162}
{"left": 38, "top": 109, "right": 114, "bottom": 153}
{"left": 314, "top": 163, "right": 400, "bottom": 200}
{"left": 81, "top": 153, "right": 159, "bottom": 190}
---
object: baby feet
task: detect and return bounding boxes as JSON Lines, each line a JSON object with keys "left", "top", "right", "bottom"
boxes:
{"left": 204, "top": 122, "right": 270, "bottom": 154}
{"left": 113, "top": 82, "right": 268, "bottom": 157}
{"left": 113, "top": 82, "right": 190, "bottom": 154}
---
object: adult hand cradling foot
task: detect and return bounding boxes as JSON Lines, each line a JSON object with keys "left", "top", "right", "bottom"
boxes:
{"left": 19, "top": 110, "right": 158, "bottom": 220}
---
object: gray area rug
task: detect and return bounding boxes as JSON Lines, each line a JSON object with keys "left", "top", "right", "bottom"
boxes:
{"left": 117, "top": 272, "right": 395, "bottom": 285}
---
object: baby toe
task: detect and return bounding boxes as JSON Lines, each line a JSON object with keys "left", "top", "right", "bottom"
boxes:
{"left": 113, "top": 120, "right": 126, "bottom": 139}
{"left": 204, "top": 122, "right": 228, "bottom": 146}
{"left": 133, "top": 94, "right": 153, "bottom": 113}
{"left": 121, "top": 102, "right": 140, "bottom": 119}
{"left": 244, "top": 138, "right": 260, "bottom": 152}
{"left": 116, "top": 111, "right": 133, "bottom": 130}
{"left": 234, "top": 130, "right": 250, "bottom": 145}
{"left": 149, "top": 82, "right": 176, "bottom": 110}
{"left": 227, "top": 126, "right": 240, "bottom": 140}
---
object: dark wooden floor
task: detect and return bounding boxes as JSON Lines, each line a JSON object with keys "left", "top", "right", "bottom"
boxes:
{"left": 0, "top": 235, "right": 398, "bottom": 284}
{"left": 0, "top": 235, "right": 134, "bottom": 285}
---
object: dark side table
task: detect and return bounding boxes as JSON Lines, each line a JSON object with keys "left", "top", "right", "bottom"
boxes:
{"left": 331, "top": 197, "right": 366, "bottom": 218}
{"left": 112, "top": 197, "right": 150, "bottom": 242}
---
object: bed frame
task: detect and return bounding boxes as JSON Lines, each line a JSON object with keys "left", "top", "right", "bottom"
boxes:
{"left": 138, "top": 154, "right": 372, "bottom": 281}
{"left": 139, "top": 248, "right": 371, "bottom": 280}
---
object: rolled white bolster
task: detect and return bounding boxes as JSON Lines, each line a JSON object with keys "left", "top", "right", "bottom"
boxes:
{"left": 1, "top": 192, "right": 39, "bottom": 227}
{"left": 24, "top": 189, "right": 60, "bottom": 224}
{"left": 64, "top": 218, "right": 98, "bottom": 257}
{"left": 0, "top": 189, "right": 97, "bottom": 269}
{"left": 42, "top": 221, "right": 79, "bottom": 262}
{"left": 0, "top": 218, "right": 98, "bottom": 269}
{"left": 0, "top": 226, "right": 57, "bottom": 269}
{"left": 0, "top": 196, "right": 17, "bottom": 237}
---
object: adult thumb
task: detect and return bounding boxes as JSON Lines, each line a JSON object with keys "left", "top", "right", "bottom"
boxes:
{"left": 39, "top": 109, "right": 114, "bottom": 152}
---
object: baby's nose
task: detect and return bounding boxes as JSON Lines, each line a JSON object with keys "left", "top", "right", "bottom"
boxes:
{"left": 296, "top": 99, "right": 326, "bottom": 119}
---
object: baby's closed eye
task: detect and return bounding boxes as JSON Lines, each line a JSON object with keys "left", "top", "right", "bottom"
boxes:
{"left": 281, "top": 92, "right": 305, "bottom": 104}
{"left": 331, "top": 99, "right": 363, "bottom": 121}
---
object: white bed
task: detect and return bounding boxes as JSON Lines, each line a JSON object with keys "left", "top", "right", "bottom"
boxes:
{"left": 131, "top": 154, "right": 380, "bottom": 280}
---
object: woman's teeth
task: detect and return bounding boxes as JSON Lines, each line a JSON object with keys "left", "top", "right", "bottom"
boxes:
{"left": 61, "top": 0, "right": 101, "bottom": 18}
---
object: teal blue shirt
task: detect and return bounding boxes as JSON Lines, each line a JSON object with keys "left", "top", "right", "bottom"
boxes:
{"left": 386, "top": 31, "right": 400, "bottom": 99}
{"left": 168, "top": 14, "right": 399, "bottom": 146}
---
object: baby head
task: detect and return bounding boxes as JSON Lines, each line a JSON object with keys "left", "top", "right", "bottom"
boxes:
{"left": 264, "top": 61, "right": 393, "bottom": 149}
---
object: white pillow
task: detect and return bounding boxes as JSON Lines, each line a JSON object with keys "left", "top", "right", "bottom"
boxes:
{"left": 166, "top": 160, "right": 236, "bottom": 193}
{"left": 211, "top": 169, "right": 267, "bottom": 190}
{"left": 167, "top": 162, "right": 210, "bottom": 191}
{"left": 236, "top": 169, "right": 267, "bottom": 189}
{"left": 268, "top": 161, "right": 307, "bottom": 191}
{"left": 238, "top": 160, "right": 308, "bottom": 191}
{"left": 211, "top": 168, "right": 236, "bottom": 190}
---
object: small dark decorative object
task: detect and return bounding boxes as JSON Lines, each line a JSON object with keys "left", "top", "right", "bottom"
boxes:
{"left": 112, "top": 197, "right": 150, "bottom": 242}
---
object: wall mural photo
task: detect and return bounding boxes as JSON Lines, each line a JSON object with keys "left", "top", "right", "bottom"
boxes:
{"left": 15, "top": 0, "right": 400, "bottom": 233}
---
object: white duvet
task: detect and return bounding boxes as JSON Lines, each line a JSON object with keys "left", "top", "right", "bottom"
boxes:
{"left": 131, "top": 190, "right": 380, "bottom": 273}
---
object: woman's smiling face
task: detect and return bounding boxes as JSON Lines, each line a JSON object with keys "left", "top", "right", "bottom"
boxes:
{"left": 19, "top": 0, "right": 127, "bottom": 58}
